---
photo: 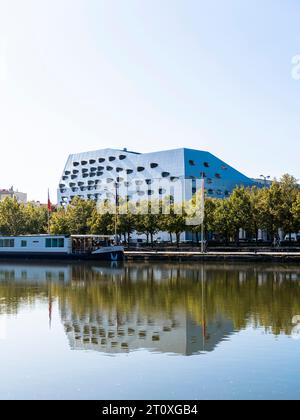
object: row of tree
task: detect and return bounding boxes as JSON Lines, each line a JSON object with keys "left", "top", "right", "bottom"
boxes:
{"left": 0, "top": 174, "right": 299, "bottom": 245}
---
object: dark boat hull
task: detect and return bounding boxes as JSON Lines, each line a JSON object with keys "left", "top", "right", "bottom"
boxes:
{"left": 0, "top": 251, "right": 124, "bottom": 262}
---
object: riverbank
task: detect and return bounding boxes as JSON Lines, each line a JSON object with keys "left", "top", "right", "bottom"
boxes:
{"left": 125, "top": 251, "right": 300, "bottom": 262}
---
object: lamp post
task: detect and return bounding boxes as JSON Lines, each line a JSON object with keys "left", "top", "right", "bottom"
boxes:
{"left": 114, "top": 182, "right": 119, "bottom": 245}
{"left": 260, "top": 175, "right": 271, "bottom": 187}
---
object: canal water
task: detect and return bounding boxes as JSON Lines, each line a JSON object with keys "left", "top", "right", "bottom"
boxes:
{"left": 0, "top": 261, "right": 299, "bottom": 400}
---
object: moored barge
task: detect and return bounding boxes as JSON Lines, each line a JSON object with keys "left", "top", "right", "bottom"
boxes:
{"left": 0, "top": 235, "right": 124, "bottom": 261}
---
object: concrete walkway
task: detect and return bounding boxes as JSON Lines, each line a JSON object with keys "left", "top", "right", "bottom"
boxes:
{"left": 125, "top": 250, "right": 300, "bottom": 262}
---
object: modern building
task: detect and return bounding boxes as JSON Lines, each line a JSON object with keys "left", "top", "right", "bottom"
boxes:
{"left": 58, "top": 147, "right": 255, "bottom": 207}
{"left": 0, "top": 187, "right": 27, "bottom": 203}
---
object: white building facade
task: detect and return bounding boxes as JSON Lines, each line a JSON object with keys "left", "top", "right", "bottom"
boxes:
{"left": 58, "top": 147, "right": 255, "bottom": 207}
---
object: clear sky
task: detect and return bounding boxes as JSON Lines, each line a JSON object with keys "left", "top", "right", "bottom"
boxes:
{"left": 0, "top": 0, "right": 299, "bottom": 202}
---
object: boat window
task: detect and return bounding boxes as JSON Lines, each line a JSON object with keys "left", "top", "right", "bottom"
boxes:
{"left": 58, "top": 238, "right": 65, "bottom": 248}
{"left": 46, "top": 238, "right": 64, "bottom": 248}
{"left": 21, "top": 240, "right": 27, "bottom": 247}
{"left": 0, "top": 239, "right": 15, "bottom": 248}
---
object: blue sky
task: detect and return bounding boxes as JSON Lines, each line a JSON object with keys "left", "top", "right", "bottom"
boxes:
{"left": 0, "top": 0, "right": 299, "bottom": 202}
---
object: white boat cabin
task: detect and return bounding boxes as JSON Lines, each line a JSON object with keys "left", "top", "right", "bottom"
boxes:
{"left": 0, "top": 235, "right": 115, "bottom": 255}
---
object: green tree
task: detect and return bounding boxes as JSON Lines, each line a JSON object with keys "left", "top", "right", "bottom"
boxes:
{"left": 0, "top": 198, "right": 26, "bottom": 236}
{"left": 292, "top": 192, "right": 300, "bottom": 233}
{"left": 88, "top": 209, "right": 114, "bottom": 235}
{"left": 50, "top": 209, "right": 70, "bottom": 235}
{"left": 160, "top": 203, "right": 187, "bottom": 247}
{"left": 65, "top": 197, "right": 96, "bottom": 235}
{"left": 278, "top": 174, "right": 299, "bottom": 238}
{"left": 24, "top": 204, "right": 48, "bottom": 234}
{"left": 135, "top": 200, "right": 161, "bottom": 246}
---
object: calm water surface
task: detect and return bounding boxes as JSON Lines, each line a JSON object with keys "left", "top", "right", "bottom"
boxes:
{"left": 0, "top": 261, "right": 300, "bottom": 400}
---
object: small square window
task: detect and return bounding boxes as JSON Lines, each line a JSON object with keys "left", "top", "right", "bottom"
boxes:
{"left": 21, "top": 240, "right": 27, "bottom": 248}
{"left": 58, "top": 238, "right": 64, "bottom": 248}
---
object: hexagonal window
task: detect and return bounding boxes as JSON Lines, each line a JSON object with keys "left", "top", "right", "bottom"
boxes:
{"left": 150, "top": 163, "right": 158, "bottom": 169}
{"left": 106, "top": 166, "right": 113, "bottom": 171}
{"left": 137, "top": 167, "right": 145, "bottom": 172}
{"left": 89, "top": 159, "right": 96, "bottom": 164}
{"left": 81, "top": 160, "right": 88, "bottom": 166}
{"left": 99, "top": 158, "right": 105, "bottom": 163}
{"left": 109, "top": 156, "right": 116, "bottom": 162}
{"left": 126, "top": 169, "right": 133, "bottom": 175}
{"left": 73, "top": 162, "right": 80, "bottom": 167}
{"left": 116, "top": 167, "right": 124, "bottom": 172}
{"left": 119, "top": 155, "right": 126, "bottom": 160}
{"left": 162, "top": 172, "right": 170, "bottom": 178}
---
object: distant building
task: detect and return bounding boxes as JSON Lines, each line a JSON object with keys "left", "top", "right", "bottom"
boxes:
{"left": 58, "top": 147, "right": 255, "bottom": 206}
{"left": 0, "top": 187, "right": 27, "bottom": 203}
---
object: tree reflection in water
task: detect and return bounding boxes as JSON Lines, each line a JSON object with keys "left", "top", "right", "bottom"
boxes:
{"left": 0, "top": 262, "right": 300, "bottom": 355}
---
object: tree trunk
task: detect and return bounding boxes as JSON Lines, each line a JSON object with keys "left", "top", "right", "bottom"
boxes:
{"left": 176, "top": 233, "right": 180, "bottom": 249}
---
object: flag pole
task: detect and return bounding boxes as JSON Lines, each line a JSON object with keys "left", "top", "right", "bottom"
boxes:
{"left": 47, "top": 189, "right": 51, "bottom": 234}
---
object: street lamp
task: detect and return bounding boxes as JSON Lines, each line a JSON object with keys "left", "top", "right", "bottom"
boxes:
{"left": 260, "top": 175, "right": 271, "bottom": 187}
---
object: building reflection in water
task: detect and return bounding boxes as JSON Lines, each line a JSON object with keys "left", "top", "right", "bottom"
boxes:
{"left": 0, "top": 262, "right": 300, "bottom": 355}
